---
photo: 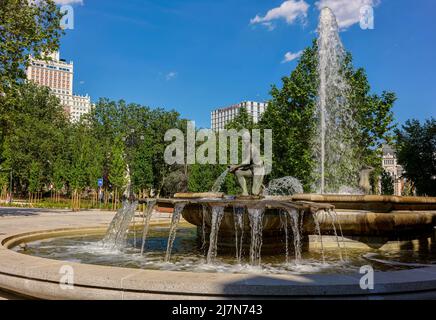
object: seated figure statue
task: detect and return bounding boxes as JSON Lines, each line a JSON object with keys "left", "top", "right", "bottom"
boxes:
{"left": 228, "top": 138, "right": 266, "bottom": 196}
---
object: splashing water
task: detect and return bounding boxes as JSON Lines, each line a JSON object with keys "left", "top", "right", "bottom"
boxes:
{"left": 206, "top": 206, "right": 225, "bottom": 264}
{"left": 102, "top": 200, "right": 138, "bottom": 249}
{"left": 248, "top": 207, "right": 265, "bottom": 266}
{"left": 211, "top": 168, "right": 229, "bottom": 193}
{"left": 263, "top": 177, "right": 304, "bottom": 196}
{"left": 233, "top": 206, "right": 245, "bottom": 264}
{"left": 164, "top": 203, "right": 187, "bottom": 262}
{"left": 140, "top": 199, "right": 157, "bottom": 254}
{"left": 314, "top": 7, "right": 360, "bottom": 193}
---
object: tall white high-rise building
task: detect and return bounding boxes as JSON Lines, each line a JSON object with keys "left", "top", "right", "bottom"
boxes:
{"left": 26, "top": 51, "right": 92, "bottom": 122}
{"left": 211, "top": 101, "right": 268, "bottom": 131}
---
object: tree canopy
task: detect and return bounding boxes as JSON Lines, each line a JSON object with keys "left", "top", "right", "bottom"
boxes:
{"left": 395, "top": 118, "right": 436, "bottom": 196}
{"left": 258, "top": 41, "right": 396, "bottom": 192}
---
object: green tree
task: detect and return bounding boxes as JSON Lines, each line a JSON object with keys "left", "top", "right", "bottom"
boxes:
{"left": 66, "top": 124, "right": 93, "bottom": 210}
{"left": 0, "top": 0, "right": 64, "bottom": 157}
{"left": 52, "top": 158, "right": 67, "bottom": 200}
{"left": 109, "top": 137, "right": 126, "bottom": 192}
{"left": 28, "top": 161, "right": 42, "bottom": 194}
{"left": 187, "top": 107, "right": 259, "bottom": 195}
{"left": 258, "top": 44, "right": 318, "bottom": 190}
{"left": 259, "top": 41, "right": 396, "bottom": 192}
{"left": 131, "top": 134, "right": 154, "bottom": 193}
{"left": 226, "top": 106, "right": 256, "bottom": 131}
{"left": 0, "top": 0, "right": 63, "bottom": 90}
{"left": 395, "top": 118, "right": 436, "bottom": 196}
{"left": 1, "top": 83, "right": 68, "bottom": 193}
{"left": 85, "top": 98, "right": 184, "bottom": 196}
{"left": 380, "top": 170, "right": 394, "bottom": 195}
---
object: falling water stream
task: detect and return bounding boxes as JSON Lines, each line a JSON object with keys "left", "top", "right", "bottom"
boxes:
{"left": 201, "top": 205, "right": 208, "bottom": 253}
{"left": 211, "top": 169, "right": 229, "bottom": 193}
{"left": 102, "top": 200, "right": 138, "bottom": 249}
{"left": 327, "top": 210, "right": 343, "bottom": 261}
{"left": 140, "top": 199, "right": 157, "bottom": 254}
{"left": 279, "top": 210, "right": 290, "bottom": 263}
{"left": 101, "top": 199, "right": 347, "bottom": 269}
{"left": 248, "top": 208, "right": 265, "bottom": 266}
{"left": 164, "top": 203, "right": 187, "bottom": 262}
{"left": 206, "top": 206, "right": 225, "bottom": 264}
{"left": 313, "top": 211, "right": 326, "bottom": 264}
{"left": 328, "top": 209, "right": 347, "bottom": 260}
{"left": 288, "top": 209, "right": 303, "bottom": 262}
{"left": 233, "top": 206, "right": 245, "bottom": 264}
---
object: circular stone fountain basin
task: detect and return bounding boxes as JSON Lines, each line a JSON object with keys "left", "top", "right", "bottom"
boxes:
{"left": 1, "top": 210, "right": 436, "bottom": 299}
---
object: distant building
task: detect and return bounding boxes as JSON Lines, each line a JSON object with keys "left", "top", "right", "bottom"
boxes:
{"left": 382, "top": 144, "right": 405, "bottom": 196}
{"left": 26, "top": 51, "right": 92, "bottom": 122}
{"left": 211, "top": 101, "right": 268, "bottom": 131}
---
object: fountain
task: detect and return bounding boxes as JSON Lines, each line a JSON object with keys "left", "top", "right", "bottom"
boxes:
{"left": 3, "top": 7, "right": 436, "bottom": 300}
{"left": 314, "top": 7, "right": 360, "bottom": 194}
{"left": 94, "top": 7, "right": 436, "bottom": 268}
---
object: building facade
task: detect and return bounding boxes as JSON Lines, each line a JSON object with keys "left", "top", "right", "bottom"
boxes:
{"left": 26, "top": 51, "right": 92, "bottom": 122}
{"left": 211, "top": 101, "right": 268, "bottom": 131}
{"left": 382, "top": 144, "right": 405, "bottom": 196}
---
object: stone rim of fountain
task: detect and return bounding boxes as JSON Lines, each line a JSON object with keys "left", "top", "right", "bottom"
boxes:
{"left": 1, "top": 220, "right": 436, "bottom": 299}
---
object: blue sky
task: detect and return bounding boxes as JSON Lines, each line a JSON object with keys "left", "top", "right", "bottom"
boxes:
{"left": 58, "top": 0, "right": 436, "bottom": 128}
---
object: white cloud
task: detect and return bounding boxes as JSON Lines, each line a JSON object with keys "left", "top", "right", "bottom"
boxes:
{"left": 166, "top": 72, "right": 177, "bottom": 81}
{"left": 261, "top": 22, "right": 276, "bottom": 31}
{"left": 282, "top": 50, "right": 303, "bottom": 63}
{"left": 315, "top": 0, "right": 380, "bottom": 29}
{"left": 54, "top": 0, "right": 83, "bottom": 5}
{"left": 250, "top": 0, "right": 309, "bottom": 29}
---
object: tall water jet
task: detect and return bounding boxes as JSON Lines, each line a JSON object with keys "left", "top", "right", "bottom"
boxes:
{"left": 164, "top": 203, "right": 187, "bottom": 262}
{"left": 315, "top": 7, "right": 360, "bottom": 193}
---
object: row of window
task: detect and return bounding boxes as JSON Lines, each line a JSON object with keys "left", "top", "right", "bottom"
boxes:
{"left": 32, "top": 62, "right": 71, "bottom": 72}
{"left": 383, "top": 159, "right": 396, "bottom": 165}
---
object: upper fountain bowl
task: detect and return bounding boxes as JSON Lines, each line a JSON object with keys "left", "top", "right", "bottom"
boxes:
{"left": 151, "top": 193, "right": 436, "bottom": 244}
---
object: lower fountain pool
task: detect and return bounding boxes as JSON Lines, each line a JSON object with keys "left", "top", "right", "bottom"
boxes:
{"left": 13, "top": 223, "right": 436, "bottom": 275}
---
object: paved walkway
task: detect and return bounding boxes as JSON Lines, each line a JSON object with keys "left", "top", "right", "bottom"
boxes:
{"left": 0, "top": 207, "right": 115, "bottom": 238}
{"left": 0, "top": 206, "right": 171, "bottom": 236}
{"left": 0, "top": 207, "right": 118, "bottom": 299}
